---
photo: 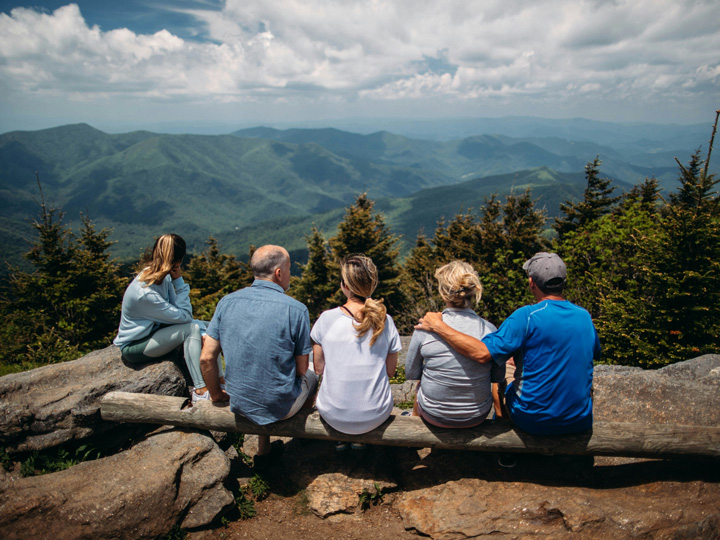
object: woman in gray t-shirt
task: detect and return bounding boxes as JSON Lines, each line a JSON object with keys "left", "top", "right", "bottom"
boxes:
{"left": 405, "top": 260, "right": 501, "bottom": 428}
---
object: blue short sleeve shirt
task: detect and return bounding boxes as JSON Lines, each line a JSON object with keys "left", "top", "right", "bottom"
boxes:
{"left": 482, "top": 299, "right": 600, "bottom": 435}
{"left": 206, "top": 279, "right": 312, "bottom": 425}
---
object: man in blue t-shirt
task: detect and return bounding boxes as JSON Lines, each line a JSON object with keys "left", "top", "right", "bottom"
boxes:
{"left": 200, "top": 245, "right": 318, "bottom": 464}
{"left": 416, "top": 252, "right": 600, "bottom": 436}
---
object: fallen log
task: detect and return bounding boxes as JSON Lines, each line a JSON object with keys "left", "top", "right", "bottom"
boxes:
{"left": 100, "top": 391, "right": 720, "bottom": 459}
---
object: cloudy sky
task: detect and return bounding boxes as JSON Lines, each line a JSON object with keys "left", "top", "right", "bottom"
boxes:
{"left": 0, "top": 0, "right": 718, "bottom": 133}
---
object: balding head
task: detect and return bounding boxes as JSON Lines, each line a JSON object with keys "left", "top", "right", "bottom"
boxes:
{"left": 251, "top": 245, "right": 291, "bottom": 289}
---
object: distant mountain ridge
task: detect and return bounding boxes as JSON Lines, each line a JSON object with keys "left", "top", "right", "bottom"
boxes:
{"left": 0, "top": 121, "right": 698, "bottom": 271}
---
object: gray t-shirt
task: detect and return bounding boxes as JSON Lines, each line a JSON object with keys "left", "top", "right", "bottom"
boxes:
{"left": 405, "top": 307, "right": 500, "bottom": 422}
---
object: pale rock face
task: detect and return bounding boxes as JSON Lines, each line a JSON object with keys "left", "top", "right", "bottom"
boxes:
{"left": 0, "top": 345, "right": 187, "bottom": 454}
{"left": 393, "top": 354, "right": 720, "bottom": 540}
{"left": 0, "top": 428, "right": 234, "bottom": 539}
{"left": 397, "top": 478, "right": 720, "bottom": 540}
{"left": 592, "top": 354, "right": 720, "bottom": 426}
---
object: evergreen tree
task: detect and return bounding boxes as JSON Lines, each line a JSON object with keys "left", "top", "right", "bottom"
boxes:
{"left": 401, "top": 189, "right": 546, "bottom": 325}
{"left": 0, "top": 197, "right": 126, "bottom": 373}
{"left": 328, "top": 193, "right": 406, "bottom": 318}
{"left": 185, "top": 237, "right": 252, "bottom": 320}
{"left": 560, "top": 112, "right": 720, "bottom": 367}
{"left": 398, "top": 233, "right": 442, "bottom": 326}
{"left": 480, "top": 190, "right": 546, "bottom": 322}
{"left": 644, "top": 145, "right": 720, "bottom": 363}
{"left": 554, "top": 157, "right": 620, "bottom": 240}
{"left": 289, "top": 227, "right": 336, "bottom": 322}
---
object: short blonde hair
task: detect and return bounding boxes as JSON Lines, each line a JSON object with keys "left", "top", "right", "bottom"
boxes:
{"left": 435, "top": 260, "right": 483, "bottom": 309}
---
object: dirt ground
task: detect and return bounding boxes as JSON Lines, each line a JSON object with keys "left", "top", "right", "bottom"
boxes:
{"left": 188, "top": 494, "right": 417, "bottom": 540}
{"left": 186, "top": 435, "right": 420, "bottom": 540}
{"left": 185, "top": 435, "right": 720, "bottom": 540}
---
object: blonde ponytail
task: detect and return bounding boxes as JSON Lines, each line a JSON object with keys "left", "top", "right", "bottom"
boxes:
{"left": 357, "top": 297, "right": 387, "bottom": 346}
{"left": 340, "top": 254, "right": 387, "bottom": 345}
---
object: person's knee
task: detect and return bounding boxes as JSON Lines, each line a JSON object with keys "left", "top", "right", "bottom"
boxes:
{"left": 303, "top": 370, "right": 319, "bottom": 393}
{"left": 189, "top": 322, "right": 203, "bottom": 339}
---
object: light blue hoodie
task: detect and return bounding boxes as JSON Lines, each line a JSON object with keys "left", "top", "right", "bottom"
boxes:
{"left": 113, "top": 271, "right": 193, "bottom": 348}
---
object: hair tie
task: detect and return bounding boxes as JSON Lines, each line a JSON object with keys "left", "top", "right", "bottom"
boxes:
{"left": 450, "top": 286, "right": 472, "bottom": 295}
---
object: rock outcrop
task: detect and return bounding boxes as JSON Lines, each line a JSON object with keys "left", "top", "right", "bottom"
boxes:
{"left": 0, "top": 346, "right": 187, "bottom": 453}
{"left": 593, "top": 354, "right": 720, "bottom": 425}
{"left": 392, "top": 354, "right": 720, "bottom": 539}
{"left": 1, "top": 349, "right": 719, "bottom": 540}
{"left": 397, "top": 476, "right": 720, "bottom": 540}
{"left": 0, "top": 428, "right": 234, "bottom": 539}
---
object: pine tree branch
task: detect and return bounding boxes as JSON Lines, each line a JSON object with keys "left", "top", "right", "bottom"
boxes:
{"left": 701, "top": 109, "right": 719, "bottom": 182}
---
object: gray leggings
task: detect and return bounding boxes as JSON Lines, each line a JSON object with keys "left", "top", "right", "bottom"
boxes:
{"left": 120, "top": 321, "right": 224, "bottom": 389}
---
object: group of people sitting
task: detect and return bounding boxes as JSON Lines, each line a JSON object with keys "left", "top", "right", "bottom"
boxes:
{"left": 114, "top": 234, "right": 601, "bottom": 465}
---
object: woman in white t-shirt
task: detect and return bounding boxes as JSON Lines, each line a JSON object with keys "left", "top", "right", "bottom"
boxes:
{"left": 311, "top": 254, "right": 402, "bottom": 450}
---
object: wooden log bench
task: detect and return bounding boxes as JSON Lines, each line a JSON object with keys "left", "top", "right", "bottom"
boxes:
{"left": 100, "top": 391, "right": 720, "bottom": 460}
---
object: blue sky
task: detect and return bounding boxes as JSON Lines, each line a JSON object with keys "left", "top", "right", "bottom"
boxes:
{"left": 0, "top": 0, "right": 718, "bottom": 133}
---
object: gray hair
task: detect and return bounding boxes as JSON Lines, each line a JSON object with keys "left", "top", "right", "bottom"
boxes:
{"left": 250, "top": 245, "right": 288, "bottom": 279}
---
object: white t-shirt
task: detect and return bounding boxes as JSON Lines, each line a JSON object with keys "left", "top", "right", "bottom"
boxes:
{"left": 310, "top": 307, "right": 403, "bottom": 435}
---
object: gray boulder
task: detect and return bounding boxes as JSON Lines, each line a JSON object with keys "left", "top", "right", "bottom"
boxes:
{"left": 0, "top": 428, "right": 234, "bottom": 539}
{"left": 0, "top": 346, "right": 188, "bottom": 454}
{"left": 397, "top": 477, "right": 720, "bottom": 540}
{"left": 593, "top": 354, "right": 720, "bottom": 426}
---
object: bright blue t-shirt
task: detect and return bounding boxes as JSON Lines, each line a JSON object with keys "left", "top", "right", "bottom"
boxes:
{"left": 206, "top": 280, "right": 312, "bottom": 425}
{"left": 482, "top": 300, "right": 600, "bottom": 435}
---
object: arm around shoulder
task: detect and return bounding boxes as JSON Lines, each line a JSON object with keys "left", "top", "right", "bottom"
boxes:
{"left": 415, "top": 311, "right": 492, "bottom": 364}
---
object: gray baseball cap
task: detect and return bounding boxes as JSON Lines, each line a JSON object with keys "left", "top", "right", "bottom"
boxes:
{"left": 523, "top": 252, "right": 566, "bottom": 289}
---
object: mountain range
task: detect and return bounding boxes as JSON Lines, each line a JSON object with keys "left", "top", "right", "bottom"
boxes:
{"left": 0, "top": 119, "right": 710, "bottom": 272}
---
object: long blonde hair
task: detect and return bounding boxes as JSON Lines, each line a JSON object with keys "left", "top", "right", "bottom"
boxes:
{"left": 340, "top": 254, "right": 387, "bottom": 346}
{"left": 435, "top": 260, "right": 483, "bottom": 309}
{"left": 139, "top": 234, "right": 186, "bottom": 286}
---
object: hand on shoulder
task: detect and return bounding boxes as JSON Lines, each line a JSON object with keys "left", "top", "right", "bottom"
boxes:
{"left": 415, "top": 311, "right": 443, "bottom": 332}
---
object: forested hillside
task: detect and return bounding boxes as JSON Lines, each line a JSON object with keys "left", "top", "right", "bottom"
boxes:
{"left": 0, "top": 121, "right": 702, "bottom": 271}
{"left": 1, "top": 111, "right": 717, "bottom": 374}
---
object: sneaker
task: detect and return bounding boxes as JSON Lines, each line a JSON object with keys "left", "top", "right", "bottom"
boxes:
{"left": 335, "top": 441, "right": 349, "bottom": 452}
{"left": 191, "top": 389, "right": 210, "bottom": 403}
{"left": 350, "top": 442, "right": 366, "bottom": 451}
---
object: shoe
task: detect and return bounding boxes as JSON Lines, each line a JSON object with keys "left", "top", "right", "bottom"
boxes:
{"left": 400, "top": 410, "right": 412, "bottom": 416}
{"left": 191, "top": 389, "right": 210, "bottom": 403}
{"left": 498, "top": 453, "right": 517, "bottom": 468}
{"left": 350, "top": 443, "right": 366, "bottom": 451}
{"left": 335, "top": 441, "right": 349, "bottom": 452}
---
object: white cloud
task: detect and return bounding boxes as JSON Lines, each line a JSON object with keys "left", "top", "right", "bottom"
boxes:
{"left": 0, "top": 0, "right": 718, "bottom": 124}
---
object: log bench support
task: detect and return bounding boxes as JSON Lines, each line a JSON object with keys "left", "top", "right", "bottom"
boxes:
{"left": 100, "top": 391, "right": 720, "bottom": 460}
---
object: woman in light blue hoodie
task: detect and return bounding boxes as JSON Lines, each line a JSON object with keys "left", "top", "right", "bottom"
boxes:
{"left": 114, "top": 234, "right": 223, "bottom": 402}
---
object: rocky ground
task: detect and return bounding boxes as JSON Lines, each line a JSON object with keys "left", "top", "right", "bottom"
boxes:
{"left": 184, "top": 431, "right": 720, "bottom": 540}
{"left": 2, "top": 348, "right": 719, "bottom": 539}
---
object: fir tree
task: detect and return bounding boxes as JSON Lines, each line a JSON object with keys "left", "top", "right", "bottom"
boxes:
{"left": 401, "top": 189, "right": 545, "bottom": 325}
{"left": 328, "top": 193, "right": 406, "bottom": 318}
{"left": 398, "top": 233, "right": 442, "bottom": 326}
{"left": 554, "top": 157, "right": 620, "bottom": 240}
{"left": 562, "top": 112, "right": 720, "bottom": 367}
{"left": 0, "top": 189, "right": 127, "bottom": 373}
{"left": 185, "top": 237, "right": 252, "bottom": 320}
{"left": 289, "top": 227, "right": 336, "bottom": 322}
